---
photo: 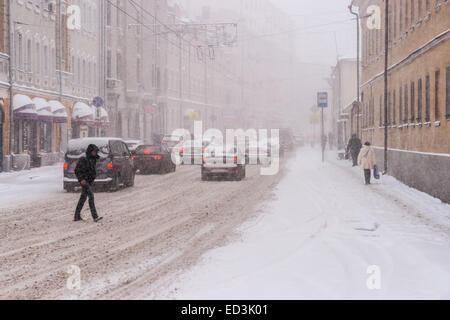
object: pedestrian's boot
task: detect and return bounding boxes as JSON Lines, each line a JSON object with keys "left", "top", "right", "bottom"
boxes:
{"left": 74, "top": 215, "right": 84, "bottom": 222}
{"left": 94, "top": 216, "right": 103, "bottom": 223}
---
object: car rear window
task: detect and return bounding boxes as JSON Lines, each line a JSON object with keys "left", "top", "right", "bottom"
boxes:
{"left": 67, "top": 139, "right": 110, "bottom": 156}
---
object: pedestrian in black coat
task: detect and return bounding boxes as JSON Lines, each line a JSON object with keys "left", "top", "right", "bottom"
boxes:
{"left": 74, "top": 144, "right": 103, "bottom": 222}
{"left": 346, "top": 134, "right": 362, "bottom": 167}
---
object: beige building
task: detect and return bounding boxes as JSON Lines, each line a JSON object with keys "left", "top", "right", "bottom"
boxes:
{"left": 0, "top": 0, "right": 103, "bottom": 171}
{"left": 103, "top": 0, "right": 168, "bottom": 143}
{"left": 354, "top": 0, "right": 450, "bottom": 202}
{"left": 330, "top": 58, "right": 358, "bottom": 149}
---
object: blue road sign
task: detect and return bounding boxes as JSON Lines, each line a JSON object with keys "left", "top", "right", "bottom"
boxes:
{"left": 93, "top": 96, "right": 104, "bottom": 108}
{"left": 317, "top": 92, "right": 328, "bottom": 108}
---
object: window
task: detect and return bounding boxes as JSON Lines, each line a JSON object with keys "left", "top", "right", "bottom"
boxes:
{"left": 107, "top": 50, "right": 112, "bottom": 78}
{"left": 26, "top": 39, "right": 32, "bottom": 73}
{"left": 418, "top": 78, "right": 423, "bottom": 122}
{"left": 106, "top": 2, "right": 112, "bottom": 26}
{"left": 77, "top": 57, "right": 81, "bottom": 84}
{"left": 393, "top": 2, "right": 397, "bottom": 39}
{"left": 116, "top": 52, "right": 122, "bottom": 79}
{"left": 39, "top": 122, "right": 52, "bottom": 152}
{"left": 393, "top": 89, "right": 397, "bottom": 124}
{"left": 435, "top": 69, "right": 440, "bottom": 121}
{"left": 17, "top": 33, "right": 23, "bottom": 70}
{"left": 425, "top": 75, "right": 431, "bottom": 122}
{"left": 35, "top": 42, "right": 40, "bottom": 75}
{"left": 399, "top": 86, "right": 403, "bottom": 122}
{"left": 404, "top": 84, "right": 409, "bottom": 123}
{"left": 418, "top": 0, "right": 423, "bottom": 20}
{"left": 43, "top": 45, "right": 48, "bottom": 76}
{"left": 136, "top": 57, "right": 141, "bottom": 83}
{"left": 410, "top": 81, "right": 415, "bottom": 122}
{"left": 446, "top": 67, "right": 450, "bottom": 120}
{"left": 405, "top": 0, "right": 409, "bottom": 31}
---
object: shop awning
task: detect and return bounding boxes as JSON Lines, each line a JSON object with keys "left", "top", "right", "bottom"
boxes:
{"left": 48, "top": 100, "right": 68, "bottom": 123}
{"left": 32, "top": 98, "right": 54, "bottom": 122}
{"left": 98, "top": 107, "right": 110, "bottom": 127}
{"left": 72, "top": 101, "right": 95, "bottom": 126}
{"left": 13, "top": 94, "right": 38, "bottom": 120}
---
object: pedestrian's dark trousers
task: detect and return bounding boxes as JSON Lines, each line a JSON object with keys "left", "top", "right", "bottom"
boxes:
{"left": 75, "top": 184, "right": 98, "bottom": 219}
{"left": 352, "top": 151, "right": 359, "bottom": 166}
{"left": 364, "top": 169, "right": 371, "bottom": 184}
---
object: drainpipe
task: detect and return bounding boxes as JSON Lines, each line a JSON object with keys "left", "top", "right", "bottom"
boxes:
{"left": 7, "top": 0, "right": 14, "bottom": 161}
{"left": 348, "top": 1, "right": 361, "bottom": 138}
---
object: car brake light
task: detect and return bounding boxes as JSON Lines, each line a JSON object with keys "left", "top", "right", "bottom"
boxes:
{"left": 153, "top": 156, "right": 162, "bottom": 160}
{"left": 131, "top": 156, "right": 135, "bottom": 160}
{"left": 107, "top": 162, "right": 113, "bottom": 170}
{"left": 63, "top": 163, "right": 69, "bottom": 170}
{"left": 144, "top": 149, "right": 151, "bottom": 155}
{"left": 234, "top": 156, "right": 238, "bottom": 164}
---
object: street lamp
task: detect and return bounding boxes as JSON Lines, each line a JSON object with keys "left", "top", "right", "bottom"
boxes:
{"left": 348, "top": 2, "right": 361, "bottom": 139}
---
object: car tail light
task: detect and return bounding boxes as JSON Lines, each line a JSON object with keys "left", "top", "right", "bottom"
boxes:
{"left": 107, "top": 162, "right": 114, "bottom": 170}
{"left": 63, "top": 163, "right": 69, "bottom": 171}
{"left": 131, "top": 156, "right": 135, "bottom": 160}
{"left": 153, "top": 156, "right": 162, "bottom": 160}
{"left": 234, "top": 156, "right": 238, "bottom": 164}
{"left": 144, "top": 149, "right": 151, "bottom": 155}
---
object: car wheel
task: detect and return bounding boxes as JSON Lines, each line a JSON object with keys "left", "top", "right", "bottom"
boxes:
{"left": 126, "top": 171, "right": 135, "bottom": 187}
{"left": 110, "top": 172, "right": 120, "bottom": 192}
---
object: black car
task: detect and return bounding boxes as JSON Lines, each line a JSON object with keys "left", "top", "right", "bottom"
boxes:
{"left": 134, "top": 144, "right": 176, "bottom": 174}
{"left": 64, "top": 138, "right": 135, "bottom": 192}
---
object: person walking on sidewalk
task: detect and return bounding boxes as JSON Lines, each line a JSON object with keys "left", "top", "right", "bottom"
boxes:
{"left": 346, "top": 134, "right": 362, "bottom": 167}
{"left": 358, "top": 142, "right": 377, "bottom": 185}
{"left": 74, "top": 144, "right": 103, "bottom": 222}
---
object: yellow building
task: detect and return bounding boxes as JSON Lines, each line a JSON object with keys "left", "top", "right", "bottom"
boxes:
{"left": 354, "top": 0, "right": 450, "bottom": 202}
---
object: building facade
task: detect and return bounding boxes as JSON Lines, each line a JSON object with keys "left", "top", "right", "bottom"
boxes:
{"left": 330, "top": 58, "right": 358, "bottom": 150}
{"left": 355, "top": 0, "right": 450, "bottom": 202}
{"left": 0, "top": 0, "right": 104, "bottom": 172}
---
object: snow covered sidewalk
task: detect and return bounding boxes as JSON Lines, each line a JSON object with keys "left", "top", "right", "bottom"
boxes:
{"left": 158, "top": 148, "right": 450, "bottom": 300}
{"left": 0, "top": 164, "right": 63, "bottom": 210}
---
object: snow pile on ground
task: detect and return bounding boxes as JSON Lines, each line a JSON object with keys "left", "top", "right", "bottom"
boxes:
{"left": 0, "top": 164, "right": 63, "bottom": 210}
{"left": 157, "top": 149, "right": 450, "bottom": 300}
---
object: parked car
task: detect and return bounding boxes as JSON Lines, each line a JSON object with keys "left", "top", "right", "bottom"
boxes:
{"left": 202, "top": 144, "right": 246, "bottom": 181}
{"left": 125, "top": 140, "right": 144, "bottom": 155}
{"left": 63, "top": 138, "right": 135, "bottom": 192}
{"left": 134, "top": 144, "right": 176, "bottom": 174}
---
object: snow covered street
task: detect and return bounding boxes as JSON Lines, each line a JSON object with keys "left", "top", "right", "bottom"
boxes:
{"left": 157, "top": 148, "right": 450, "bottom": 300}
{"left": 0, "top": 164, "right": 64, "bottom": 210}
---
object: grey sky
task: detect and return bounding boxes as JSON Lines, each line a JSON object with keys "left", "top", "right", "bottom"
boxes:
{"left": 273, "top": 0, "right": 357, "bottom": 66}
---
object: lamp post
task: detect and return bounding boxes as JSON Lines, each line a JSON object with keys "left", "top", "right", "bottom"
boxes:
{"left": 348, "top": 2, "right": 361, "bottom": 139}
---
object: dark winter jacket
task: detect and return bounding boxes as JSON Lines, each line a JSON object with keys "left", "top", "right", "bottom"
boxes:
{"left": 346, "top": 136, "right": 362, "bottom": 154}
{"left": 74, "top": 144, "right": 100, "bottom": 185}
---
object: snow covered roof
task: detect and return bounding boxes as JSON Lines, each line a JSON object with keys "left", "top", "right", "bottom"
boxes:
{"left": 48, "top": 100, "right": 68, "bottom": 123}
{"left": 48, "top": 100, "right": 66, "bottom": 113}
{"left": 13, "top": 94, "right": 38, "bottom": 120}
{"left": 13, "top": 94, "right": 35, "bottom": 112}
{"left": 72, "top": 102, "right": 94, "bottom": 120}
{"left": 32, "top": 98, "right": 54, "bottom": 122}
